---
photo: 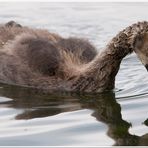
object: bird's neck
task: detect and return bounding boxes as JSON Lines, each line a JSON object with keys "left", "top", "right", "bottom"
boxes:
{"left": 71, "top": 30, "right": 133, "bottom": 92}
{"left": 71, "top": 21, "right": 148, "bottom": 92}
{"left": 85, "top": 45, "right": 130, "bottom": 92}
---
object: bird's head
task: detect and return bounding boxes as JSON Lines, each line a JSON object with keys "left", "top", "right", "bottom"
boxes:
{"left": 133, "top": 32, "right": 148, "bottom": 71}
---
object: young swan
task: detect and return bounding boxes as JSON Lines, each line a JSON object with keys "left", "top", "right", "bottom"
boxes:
{"left": 0, "top": 21, "right": 148, "bottom": 93}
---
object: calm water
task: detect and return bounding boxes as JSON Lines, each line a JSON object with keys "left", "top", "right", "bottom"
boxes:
{"left": 0, "top": 2, "right": 148, "bottom": 146}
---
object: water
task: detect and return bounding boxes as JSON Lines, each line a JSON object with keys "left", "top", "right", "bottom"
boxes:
{"left": 0, "top": 2, "right": 148, "bottom": 146}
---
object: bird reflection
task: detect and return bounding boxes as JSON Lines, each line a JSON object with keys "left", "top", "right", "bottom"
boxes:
{"left": 0, "top": 83, "right": 147, "bottom": 146}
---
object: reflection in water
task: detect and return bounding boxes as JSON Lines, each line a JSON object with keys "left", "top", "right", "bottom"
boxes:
{"left": 0, "top": 83, "right": 147, "bottom": 146}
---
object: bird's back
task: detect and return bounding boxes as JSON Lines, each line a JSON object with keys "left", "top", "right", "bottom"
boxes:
{"left": 0, "top": 21, "right": 98, "bottom": 90}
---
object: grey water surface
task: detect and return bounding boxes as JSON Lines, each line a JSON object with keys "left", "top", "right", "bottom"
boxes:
{"left": 0, "top": 2, "right": 147, "bottom": 146}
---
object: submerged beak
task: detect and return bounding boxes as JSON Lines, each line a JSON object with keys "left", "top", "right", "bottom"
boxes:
{"left": 145, "top": 64, "right": 148, "bottom": 71}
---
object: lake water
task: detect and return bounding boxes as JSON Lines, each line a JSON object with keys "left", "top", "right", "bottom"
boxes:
{"left": 0, "top": 2, "right": 148, "bottom": 146}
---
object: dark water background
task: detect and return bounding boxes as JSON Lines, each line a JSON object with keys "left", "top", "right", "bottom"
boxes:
{"left": 0, "top": 2, "right": 147, "bottom": 146}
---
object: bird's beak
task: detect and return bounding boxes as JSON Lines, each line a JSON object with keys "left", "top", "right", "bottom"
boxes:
{"left": 145, "top": 64, "right": 148, "bottom": 71}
